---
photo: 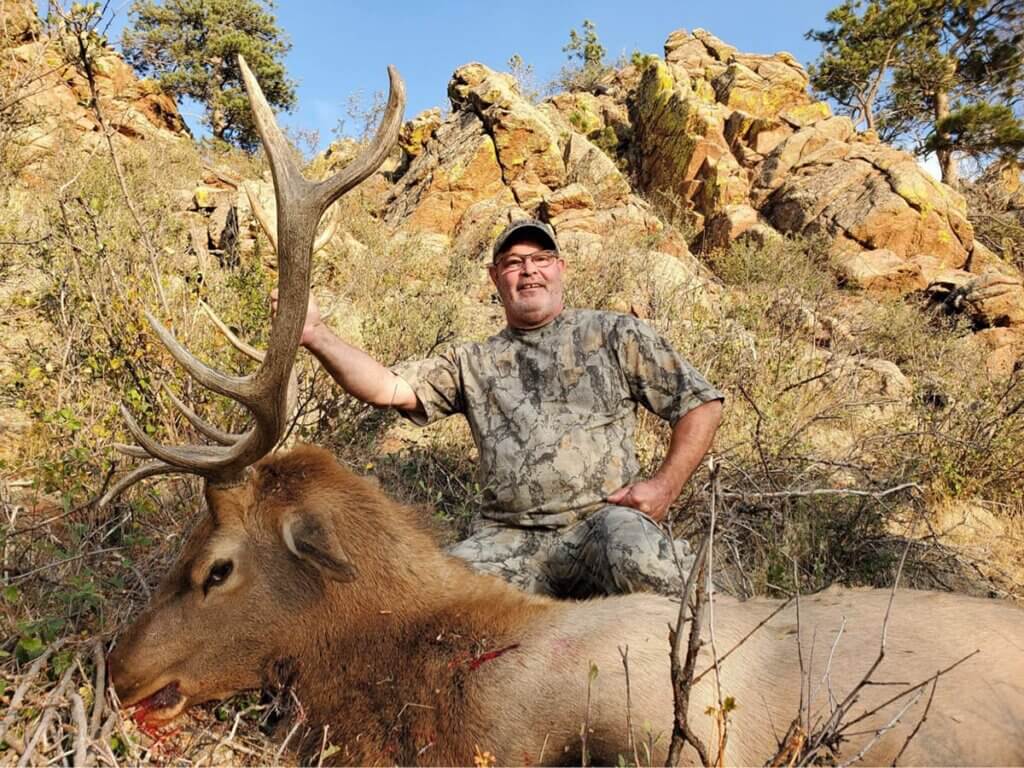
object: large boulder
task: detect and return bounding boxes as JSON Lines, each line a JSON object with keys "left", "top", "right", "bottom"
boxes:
{"left": 664, "top": 28, "right": 735, "bottom": 77}
{"left": 960, "top": 273, "right": 1024, "bottom": 328}
{"left": 833, "top": 249, "right": 927, "bottom": 292}
{"left": 563, "top": 133, "right": 631, "bottom": 207}
{"left": 448, "top": 63, "right": 566, "bottom": 208}
{"left": 755, "top": 128, "right": 973, "bottom": 267}
{"left": 385, "top": 110, "right": 513, "bottom": 236}
{"left": 712, "top": 53, "right": 813, "bottom": 120}
{"left": 630, "top": 59, "right": 748, "bottom": 221}
{"left": 2, "top": 4, "right": 188, "bottom": 170}
{"left": 1, "top": 0, "right": 41, "bottom": 45}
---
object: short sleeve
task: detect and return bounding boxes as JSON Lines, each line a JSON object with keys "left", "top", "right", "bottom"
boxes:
{"left": 613, "top": 316, "right": 724, "bottom": 425}
{"left": 390, "top": 348, "right": 464, "bottom": 427}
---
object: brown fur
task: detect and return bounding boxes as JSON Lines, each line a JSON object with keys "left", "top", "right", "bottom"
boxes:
{"left": 109, "top": 445, "right": 1024, "bottom": 766}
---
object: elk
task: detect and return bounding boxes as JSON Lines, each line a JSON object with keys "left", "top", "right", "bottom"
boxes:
{"left": 105, "top": 59, "right": 1024, "bottom": 766}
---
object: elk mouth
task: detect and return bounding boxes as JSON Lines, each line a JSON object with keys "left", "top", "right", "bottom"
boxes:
{"left": 129, "top": 682, "right": 187, "bottom": 729}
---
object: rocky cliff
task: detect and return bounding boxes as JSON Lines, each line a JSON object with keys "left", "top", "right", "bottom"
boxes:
{"left": 354, "top": 28, "right": 1022, "bottom": 377}
{"left": 1, "top": 0, "right": 188, "bottom": 173}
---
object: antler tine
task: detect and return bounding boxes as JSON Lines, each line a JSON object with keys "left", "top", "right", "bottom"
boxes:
{"left": 194, "top": 303, "right": 298, "bottom": 443}
{"left": 199, "top": 301, "right": 264, "bottom": 362}
{"left": 99, "top": 460, "right": 183, "bottom": 508}
{"left": 313, "top": 65, "right": 405, "bottom": 214}
{"left": 112, "top": 443, "right": 151, "bottom": 459}
{"left": 146, "top": 312, "right": 257, "bottom": 405}
{"left": 162, "top": 384, "right": 240, "bottom": 446}
{"left": 238, "top": 55, "right": 306, "bottom": 202}
{"left": 244, "top": 182, "right": 278, "bottom": 252}
{"left": 119, "top": 405, "right": 234, "bottom": 468}
{"left": 313, "top": 212, "right": 339, "bottom": 253}
{"left": 245, "top": 183, "right": 337, "bottom": 255}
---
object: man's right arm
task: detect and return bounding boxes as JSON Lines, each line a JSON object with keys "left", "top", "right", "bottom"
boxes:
{"left": 274, "top": 289, "right": 421, "bottom": 412}
{"left": 305, "top": 324, "right": 419, "bottom": 410}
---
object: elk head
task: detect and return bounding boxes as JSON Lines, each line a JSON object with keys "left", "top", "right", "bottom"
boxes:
{"left": 103, "top": 55, "right": 405, "bottom": 728}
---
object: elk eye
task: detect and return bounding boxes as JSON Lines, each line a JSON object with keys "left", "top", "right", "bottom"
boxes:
{"left": 203, "top": 559, "right": 233, "bottom": 594}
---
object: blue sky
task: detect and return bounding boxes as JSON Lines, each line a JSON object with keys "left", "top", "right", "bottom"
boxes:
{"left": 51, "top": 0, "right": 839, "bottom": 149}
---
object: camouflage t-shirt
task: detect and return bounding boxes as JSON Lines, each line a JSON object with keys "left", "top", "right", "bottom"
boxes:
{"left": 393, "top": 309, "right": 724, "bottom": 527}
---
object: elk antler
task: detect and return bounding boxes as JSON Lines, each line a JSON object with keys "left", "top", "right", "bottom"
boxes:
{"left": 245, "top": 182, "right": 340, "bottom": 256}
{"left": 100, "top": 56, "right": 405, "bottom": 506}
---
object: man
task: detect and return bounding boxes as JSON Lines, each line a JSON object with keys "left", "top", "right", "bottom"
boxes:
{"left": 277, "top": 219, "right": 724, "bottom": 597}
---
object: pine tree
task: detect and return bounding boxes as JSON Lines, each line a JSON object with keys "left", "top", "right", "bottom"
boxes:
{"left": 808, "top": 0, "right": 1024, "bottom": 187}
{"left": 557, "top": 19, "right": 609, "bottom": 92}
{"left": 122, "top": 0, "right": 297, "bottom": 151}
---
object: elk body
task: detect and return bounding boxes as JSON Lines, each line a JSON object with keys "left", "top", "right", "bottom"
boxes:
{"left": 103, "top": 57, "right": 1024, "bottom": 766}
{"left": 108, "top": 446, "right": 1024, "bottom": 765}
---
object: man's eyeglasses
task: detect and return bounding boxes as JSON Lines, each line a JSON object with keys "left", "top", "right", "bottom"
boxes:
{"left": 494, "top": 250, "right": 559, "bottom": 275}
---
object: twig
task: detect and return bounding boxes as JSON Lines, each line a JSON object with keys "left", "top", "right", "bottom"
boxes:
{"left": 0, "top": 234, "right": 51, "bottom": 246}
{"left": 316, "top": 724, "right": 330, "bottom": 768}
{"left": 838, "top": 650, "right": 978, "bottom": 735}
{"left": 666, "top": 457, "right": 717, "bottom": 767}
{"left": 8, "top": 546, "right": 123, "bottom": 583}
{"left": 889, "top": 677, "right": 939, "bottom": 765}
{"left": 619, "top": 645, "right": 641, "bottom": 768}
{"left": 735, "top": 384, "right": 776, "bottom": 490}
{"left": 89, "top": 639, "right": 107, "bottom": 738}
{"left": 212, "top": 703, "right": 267, "bottom": 765}
{"left": 807, "top": 544, "right": 911, "bottom": 754}
{"left": 0, "top": 639, "right": 65, "bottom": 744}
{"left": 704, "top": 462, "right": 729, "bottom": 767}
{"left": 720, "top": 483, "right": 921, "bottom": 501}
{"left": 836, "top": 688, "right": 926, "bottom": 768}
{"left": 274, "top": 719, "right": 304, "bottom": 764}
{"left": 691, "top": 598, "right": 794, "bottom": 685}
{"left": 809, "top": 617, "right": 847, "bottom": 721}
{"left": 55, "top": 3, "right": 169, "bottom": 314}
{"left": 793, "top": 560, "right": 806, "bottom": 735}
{"left": 4, "top": 493, "right": 104, "bottom": 540}
{"left": 98, "top": 711, "right": 120, "bottom": 768}
{"left": 17, "top": 664, "right": 75, "bottom": 768}
{"left": 71, "top": 692, "right": 89, "bottom": 767}
{"left": 581, "top": 661, "right": 597, "bottom": 767}
{"left": 538, "top": 732, "right": 550, "bottom": 766}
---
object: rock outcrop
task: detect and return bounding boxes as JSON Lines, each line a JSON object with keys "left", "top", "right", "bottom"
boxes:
{"left": 2, "top": 3, "right": 1020, "bottom": 375}
{"left": 369, "top": 27, "right": 1022, "bottom": 375}
{"left": 1, "top": 0, "right": 188, "bottom": 171}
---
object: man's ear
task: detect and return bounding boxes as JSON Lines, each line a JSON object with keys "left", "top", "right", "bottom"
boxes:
{"left": 281, "top": 510, "right": 358, "bottom": 583}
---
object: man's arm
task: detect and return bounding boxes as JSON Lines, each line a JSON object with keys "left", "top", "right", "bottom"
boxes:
{"left": 273, "top": 289, "right": 419, "bottom": 411}
{"left": 606, "top": 399, "right": 723, "bottom": 522}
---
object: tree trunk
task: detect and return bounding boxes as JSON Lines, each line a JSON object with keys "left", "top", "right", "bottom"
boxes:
{"left": 211, "top": 104, "right": 226, "bottom": 142}
{"left": 209, "top": 56, "right": 226, "bottom": 142}
{"left": 934, "top": 88, "right": 959, "bottom": 188}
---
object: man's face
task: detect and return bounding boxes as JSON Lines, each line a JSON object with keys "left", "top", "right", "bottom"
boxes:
{"left": 489, "top": 238, "right": 566, "bottom": 330}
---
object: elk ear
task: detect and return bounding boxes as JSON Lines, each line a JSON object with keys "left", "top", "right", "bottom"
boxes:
{"left": 281, "top": 510, "right": 358, "bottom": 583}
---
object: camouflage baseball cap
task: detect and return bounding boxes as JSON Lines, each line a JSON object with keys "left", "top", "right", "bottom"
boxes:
{"left": 492, "top": 219, "right": 559, "bottom": 263}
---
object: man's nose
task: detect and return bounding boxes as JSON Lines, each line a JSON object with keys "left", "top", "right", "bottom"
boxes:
{"left": 520, "top": 259, "right": 539, "bottom": 277}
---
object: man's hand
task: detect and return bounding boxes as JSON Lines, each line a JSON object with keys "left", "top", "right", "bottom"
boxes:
{"left": 607, "top": 476, "right": 678, "bottom": 523}
{"left": 607, "top": 400, "right": 724, "bottom": 523}
{"left": 271, "top": 288, "right": 324, "bottom": 348}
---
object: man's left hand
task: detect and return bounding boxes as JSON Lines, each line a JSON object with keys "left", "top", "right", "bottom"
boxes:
{"left": 607, "top": 477, "right": 678, "bottom": 523}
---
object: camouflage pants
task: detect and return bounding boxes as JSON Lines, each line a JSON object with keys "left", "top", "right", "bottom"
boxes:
{"left": 447, "top": 505, "right": 695, "bottom": 598}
